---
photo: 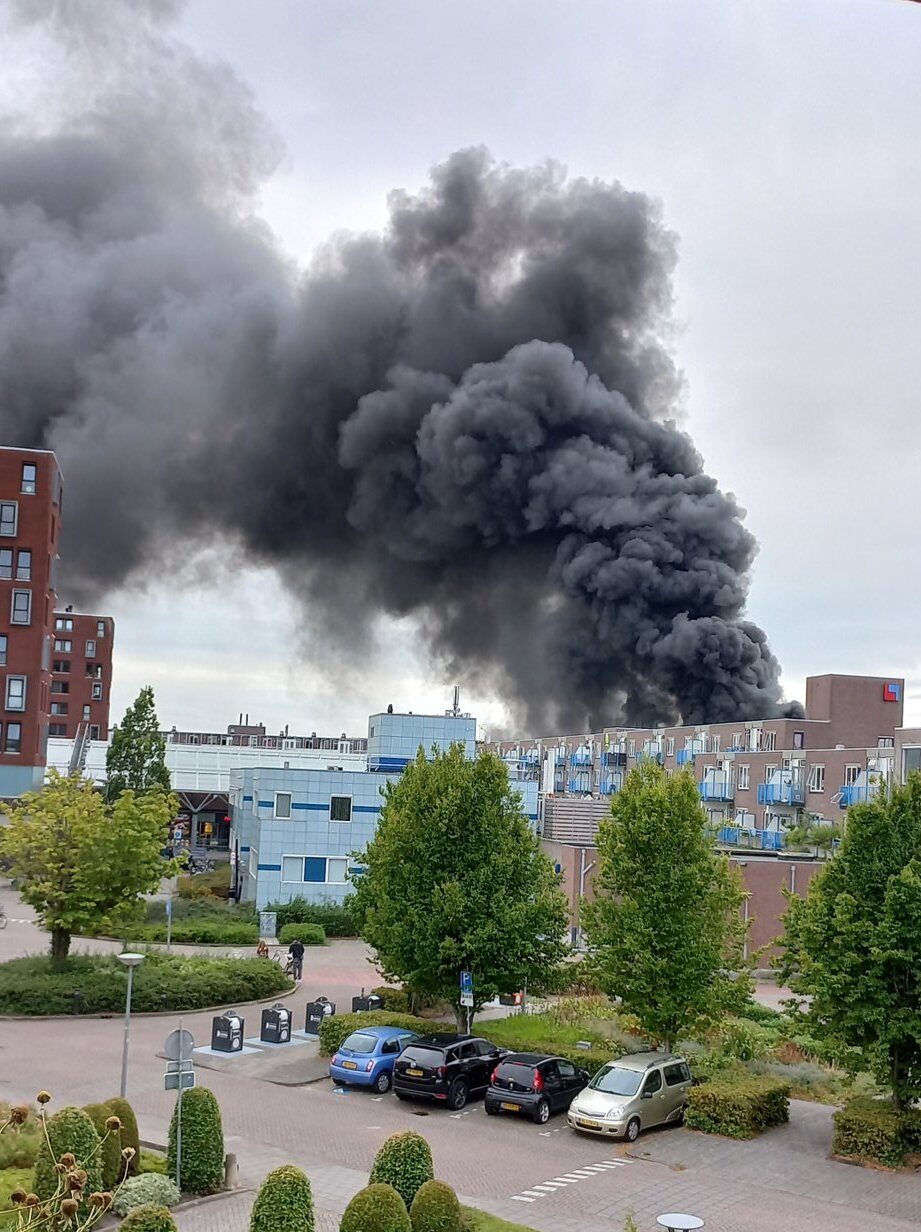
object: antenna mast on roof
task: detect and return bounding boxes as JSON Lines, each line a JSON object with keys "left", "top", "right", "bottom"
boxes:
{"left": 452, "top": 685, "right": 460, "bottom": 717}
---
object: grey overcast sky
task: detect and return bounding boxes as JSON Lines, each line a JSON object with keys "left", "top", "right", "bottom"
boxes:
{"left": 22, "top": 0, "right": 921, "bottom": 735}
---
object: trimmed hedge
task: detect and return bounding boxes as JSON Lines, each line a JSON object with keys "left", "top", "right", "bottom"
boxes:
{"left": 122, "top": 921, "right": 259, "bottom": 945}
{"left": 832, "top": 1097, "right": 921, "bottom": 1168}
{"left": 121, "top": 1204, "right": 179, "bottom": 1232}
{"left": 267, "top": 897, "right": 359, "bottom": 937}
{"left": 167, "top": 1087, "right": 224, "bottom": 1195}
{"left": 318, "top": 1012, "right": 438, "bottom": 1057}
{"left": 278, "top": 924, "right": 326, "bottom": 946}
{"left": 685, "top": 1071, "right": 790, "bottom": 1138}
{"left": 410, "top": 1180, "right": 462, "bottom": 1232}
{"left": 370, "top": 1132, "right": 434, "bottom": 1211}
{"left": 0, "top": 953, "right": 291, "bottom": 1015}
{"left": 112, "top": 1174, "right": 181, "bottom": 1216}
{"left": 83, "top": 1101, "right": 124, "bottom": 1189}
{"left": 32, "top": 1106, "right": 103, "bottom": 1218}
{"left": 250, "top": 1164, "right": 314, "bottom": 1232}
{"left": 106, "top": 1096, "right": 141, "bottom": 1176}
{"left": 340, "top": 1184, "right": 410, "bottom": 1232}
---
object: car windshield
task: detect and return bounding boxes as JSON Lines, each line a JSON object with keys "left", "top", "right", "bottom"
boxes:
{"left": 588, "top": 1065, "right": 643, "bottom": 1097}
{"left": 340, "top": 1032, "right": 379, "bottom": 1054}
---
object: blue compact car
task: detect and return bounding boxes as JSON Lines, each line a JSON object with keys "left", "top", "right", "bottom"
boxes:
{"left": 330, "top": 1025, "right": 421, "bottom": 1093}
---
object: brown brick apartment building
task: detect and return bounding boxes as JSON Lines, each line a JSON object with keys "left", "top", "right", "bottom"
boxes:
{"left": 49, "top": 609, "right": 114, "bottom": 741}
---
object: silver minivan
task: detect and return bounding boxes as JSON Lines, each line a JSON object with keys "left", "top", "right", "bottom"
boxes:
{"left": 566, "top": 1052, "right": 691, "bottom": 1142}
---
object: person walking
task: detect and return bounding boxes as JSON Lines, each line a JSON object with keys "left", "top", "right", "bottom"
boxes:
{"left": 287, "top": 938, "right": 305, "bottom": 981}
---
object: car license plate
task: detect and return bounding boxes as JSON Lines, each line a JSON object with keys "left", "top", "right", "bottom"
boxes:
{"left": 342, "top": 1061, "right": 358, "bottom": 1070}
{"left": 406, "top": 1068, "right": 424, "bottom": 1077}
{"left": 577, "top": 1117, "right": 599, "bottom": 1128}
{"left": 500, "top": 1102, "right": 519, "bottom": 1112}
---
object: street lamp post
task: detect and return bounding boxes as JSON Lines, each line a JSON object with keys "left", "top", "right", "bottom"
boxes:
{"left": 118, "top": 953, "right": 145, "bottom": 1099}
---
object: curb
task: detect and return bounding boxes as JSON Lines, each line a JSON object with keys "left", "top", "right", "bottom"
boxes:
{"left": 0, "top": 985, "right": 297, "bottom": 1022}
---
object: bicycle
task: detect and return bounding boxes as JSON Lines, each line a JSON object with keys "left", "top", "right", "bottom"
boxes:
{"left": 0, "top": 906, "right": 7, "bottom": 929}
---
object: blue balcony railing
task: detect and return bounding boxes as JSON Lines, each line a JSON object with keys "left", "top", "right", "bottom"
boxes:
{"left": 676, "top": 748, "right": 696, "bottom": 767}
{"left": 838, "top": 783, "right": 876, "bottom": 808}
{"left": 567, "top": 777, "right": 591, "bottom": 793}
{"left": 757, "top": 782, "right": 805, "bottom": 806}
{"left": 599, "top": 775, "right": 623, "bottom": 796}
{"left": 570, "top": 752, "right": 592, "bottom": 767}
{"left": 700, "top": 778, "right": 734, "bottom": 801}
{"left": 636, "top": 750, "right": 663, "bottom": 765}
{"left": 717, "top": 825, "right": 740, "bottom": 845}
{"left": 600, "top": 750, "right": 627, "bottom": 768}
{"left": 715, "top": 825, "right": 786, "bottom": 852}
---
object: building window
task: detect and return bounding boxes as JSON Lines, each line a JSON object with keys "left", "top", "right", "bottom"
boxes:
{"left": 5, "top": 721, "right": 22, "bottom": 753}
{"left": 878, "top": 737, "right": 895, "bottom": 749}
{"left": 303, "top": 857, "right": 327, "bottom": 883}
{"left": 808, "top": 764, "right": 825, "bottom": 793}
{"left": 793, "top": 731, "right": 804, "bottom": 750}
{"left": 737, "top": 764, "right": 750, "bottom": 791}
{"left": 665, "top": 737, "right": 675, "bottom": 757}
{"left": 82, "top": 705, "right": 91, "bottom": 720}
{"left": 49, "top": 723, "right": 67, "bottom": 737}
{"left": 55, "top": 617, "right": 74, "bottom": 632}
{"left": 96, "top": 621, "right": 105, "bottom": 637}
{"left": 844, "top": 764, "right": 860, "bottom": 785}
{"left": 274, "top": 792, "right": 292, "bottom": 819}
{"left": 54, "top": 639, "right": 72, "bottom": 653}
{"left": 765, "top": 764, "right": 777, "bottom": 782}
{"left": 628, "top": 739, "right": 636, "bottom": 757}
{"left": 0, "top": 502, "right": 18, "bottom": 536}
{"left": 86, "top": 639, "right": 96, "bottom": 657}
{"left": 711, "top": 734, "right": 721, "bottom": 753}
{"left": 763, "top": 731, "right": 776, "bottom": 752}
{"left": 91, "top": 682, "right": 102, "bottom": 700}
{"left": 281, "top": 855, "right": 303, "bottom": 882}
{"left": 11, "top": 590, "right": 31, "bottom": 625}
{"left": 50, "top": 702, "right": 68, "bottom": 715}
{"left": 50, "top": 681, "right": 68, "bottom": 694}
{"left": 248, "top": 847, "right": 258, "bottom": 879}
{"left": 15, "top": 550, "right": 31, "bottom": 580}
{"left": 90, "top": 724, "right": 100, "bottom": 740}
{"left": 733, "top": 731, "right": 743, "bottom": 748}
{"left": 21, "top": 463, "right": 37, "bottom": 494}
{"left": 330, "top": 795, "right": 352, "bottom": 822}
{"left": 52, "top": 660, "right": 70, "bottom": 673}
{"left": 0, "top": 635, "right": 6, "bottom": 667}
{"left": 0, "top": 549, "right": 11, "bottom": 579}
{"left": 5, "top": 676, "right": 26, "bottom": 711}
{"left": 327, "top": 857, "right": 348, "bottom": 883}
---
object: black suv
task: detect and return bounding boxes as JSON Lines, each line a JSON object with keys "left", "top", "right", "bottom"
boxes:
{"left": 485, "top": 1052, "right": 589, "bottom": 1124}
{"left": 393, "top": 1034, "right": 506, "bottom": 1109}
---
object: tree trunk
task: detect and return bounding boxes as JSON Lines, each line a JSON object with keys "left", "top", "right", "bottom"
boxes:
{"left": 453, "top": 1003, "right": 471, "bottom": 1032}
{"left": 890, "top": 1047, "right": 906, "bottom": 1112}
{"left": 50, "top": 927, "right": 71, "bottom": 971}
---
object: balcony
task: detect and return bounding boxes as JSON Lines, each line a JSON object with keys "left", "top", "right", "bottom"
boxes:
{"left": 676, "top": 748, "right": 696, "bottom": 767}
{"left": 567, "top": 776, "right": 592, "bottom": 794}
{"left": 838, "top": 782, "right": 881, "bottom": 808}
{"left": 636, "top": 747, "right": 663, "bottom": 765}
{"left": 598, "top": 773, "right": 623, "bottom": 796}
{"left": 715, "top": 826, "right": 786, "bottom": 852}
{"left": 700, "top": 775, "right": 734, "bottom": 802}
{"left": 569, "top": 751, "right": 593, "bottom": 767}
{"left": 600, "top": 750, "right": 627, "bottom": 768}
{"left": 757, "top": 782, "right": 805, "bottom": 806}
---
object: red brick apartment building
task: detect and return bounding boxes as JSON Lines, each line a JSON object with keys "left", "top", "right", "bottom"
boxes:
{"left": 0, "top": 447, "right": 114, "bottom": 797}
{"left": 49, "top": 609, "right": 114, "bottom": 741}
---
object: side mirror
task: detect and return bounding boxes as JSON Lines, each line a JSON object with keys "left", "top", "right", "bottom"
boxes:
{"left": 641, "top": 1089, "right": 653, "bottom": 1099}
{"left": 580, "top": 1070, "right": 589, "bottom": 1081}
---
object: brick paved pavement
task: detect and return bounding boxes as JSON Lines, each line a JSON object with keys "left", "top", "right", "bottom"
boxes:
{"left": 4, "top": 883, "right": 921, "bottom": 1232}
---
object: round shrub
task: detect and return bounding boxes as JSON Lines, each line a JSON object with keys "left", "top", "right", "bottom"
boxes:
{"left": 112, "top": 1174, "right": 181, "bottom": 1216}
{"left": 249, "top": 1164, "right": 314, "bottom": 1232}
{"left": 106, "top": 1096, "right": 141, "bottom": 1176}
{"left": 32, "top": 1106, "right": 103, "bottom": 1216}
{"left": 409, "top": 1180, "right": 462, "bottom": 1232}
{"left": 369, "top": 1132, "right": 434, "bottom": 1211}
{"left": 277, "top": 924, "right": 325, "bottom": 946}
{"left": 120, "top": 1203, "right": 178, "bottom": 1232}
{"left": 340, "top": 1184, "right": 410, "bottom": 1232}
{"left": 83, "top": 1101, "right": 124, "bottom": 1189}
{"left": 167, "top": 1087, "right": 224, "bottom": 1195}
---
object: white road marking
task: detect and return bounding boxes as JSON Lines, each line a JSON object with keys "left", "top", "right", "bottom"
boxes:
{"left": 507, "top": 1157, "right": 630, "bottom": 1204}
{"left": 511, "top": 1196, "right": 535, "bottom": 1203}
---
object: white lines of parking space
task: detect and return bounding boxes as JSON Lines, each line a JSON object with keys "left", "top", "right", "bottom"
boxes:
{"left": 509, "top": 1158, "right": 632, "bottom": 1203}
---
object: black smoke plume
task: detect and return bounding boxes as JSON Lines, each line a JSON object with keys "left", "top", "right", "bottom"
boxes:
{"left": 0, "top": 0, "right": 801, "bottom": 731}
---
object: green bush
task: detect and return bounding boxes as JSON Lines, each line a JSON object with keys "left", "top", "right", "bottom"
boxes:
{"left": 122, "top": 920, "right": 259, "bottom": 945}
{"left": 268, "top": 896, "right": 359, "bottom": 937}
{"left": 112, "top": 1174, "right": 181, "bottom": 1216}
{"left": 83, "top": 1101, "right": 125, "bottom": 1189}
{"left": 318, "top": 1012, "right": 437, "bottom": 1057}
{"left": 106, "top": 1096, "right": 141, "bottom": 1176}
{"left": 739, "top": 1000, "right": 786, "bottom": 1027}
{"left": 249, "top": 1164, "right": 314, "bottom": 1232}
{"left": 32, "top": 1106, "right": 103, "bottom": 1217}
{"left": 0, "top": 953, "right": 291, "bottom": 1014}
{"left": 139, "top": 1149, "right": 168, "bottom": 1175}
{"left": 0, "top": 1102, "right": 42, "bottom": 1169}
{"left": 832, "top": 1097, "right": 912, "bottom": 1167}
{"left": 685, "top": 1070, "right": 790, "bottom": 1138}
{"left": 371, "top": 986, "right": 413, "bottom": 1014}
{"left": 340, "top": 1184, "right": 410, "bottom": 1232}
{"left": 277, "top": 924, "right": 326, "bottom": 946}
{"left": 370, "top": 1132, "right": 434, "bottom": 1211}
{"left": 177, "top": 867, "right": 231, "bottom": 900}
{"left": 120, "top": 1204, "right": 179, "bottom": 1232}
{"left": 167, "top": 1087, "right": 224, "bottom": 1195}
{"left": 711, "top": 1018, "right": 778, "bottom": 1062}
{"left": 410, "top": 1180, "right": 462, "bottom": 1232}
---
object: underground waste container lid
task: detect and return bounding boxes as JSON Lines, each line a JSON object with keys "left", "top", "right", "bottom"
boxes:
{"left": 656, "top": 1216, "right": 704, "bottom": 1232}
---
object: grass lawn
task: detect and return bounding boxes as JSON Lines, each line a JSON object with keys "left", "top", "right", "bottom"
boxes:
{"left": 0, "top": 1167, "right": 33, "bottom": 1228}
{"left": 463, "top": 1206, "right": 536, "bottom": 1232}
{"left": 139, "top": 1148, "right": 167, "bottom": 1175}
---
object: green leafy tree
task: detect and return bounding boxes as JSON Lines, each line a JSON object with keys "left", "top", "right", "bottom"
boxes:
{"left": 351, "top": 746, "right": 568, "bottom": 1029}
{"left": 369, "top": 1132, "right": 433, "bottom": 1211}
{"left": 106, "top": 686, "right": 171, "bottom": 800}
{"left": 582, "top": 762, "right": 751, "bottom": 1050}
{"left": 0, "top": 772, "right": 177, "bottom": 968}
{"left": 779, "top": 774, "right": 921, "bottom": 1110}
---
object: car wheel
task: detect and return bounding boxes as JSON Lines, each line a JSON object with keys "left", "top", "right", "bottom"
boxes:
{"left": 626, "top": 1117, "right": 641, "bottom": 1143}
{"left": 674, "top": 1104, "right": 686, "bottom": 1126}
{"left": 533, "top": 1099, "right": 550, "bottom": 1125}
{"left": 484, "top": 1102, "right": 498, "bottom": 1116}
{"left": 448, "top": 1080, "right": 468, "bottom": 1111}
{"left": 375, "top": 1071, "right": 392, "bottom": 1093}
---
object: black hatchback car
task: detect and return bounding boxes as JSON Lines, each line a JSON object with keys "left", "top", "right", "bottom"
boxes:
{"left": 393, "top": 1034, "right": 506, "bottom": 1110}
{"left": 485, "top": 1053, "right": 589, "bottom": 1124}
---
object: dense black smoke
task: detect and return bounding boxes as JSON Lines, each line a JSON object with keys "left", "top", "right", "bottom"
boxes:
{"left": 0, "top": 0, "right": 801, "bottom": 731}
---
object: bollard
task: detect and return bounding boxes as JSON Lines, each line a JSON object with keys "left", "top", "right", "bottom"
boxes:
{"left": 71, "top": 990, "right": 83, "bottom": 1016}
{"left": 223, "top": 1152, "right": 239, "bottom": 1190}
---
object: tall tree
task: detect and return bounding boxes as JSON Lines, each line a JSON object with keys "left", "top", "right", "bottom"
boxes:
{"left": 106, "top": 685, "right": 171, "bottom": 799}
{"left": 351, "top": 745, "right": 568, "bottom": 1028}
{"left": 0, "top": 771, "right": 176, "bottom": 967}
{"left": 779, "top": 775, "right": 921, "bottom": 1110}
{"left": 583, "top": 762, "right": 750, "bottom": 1050}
